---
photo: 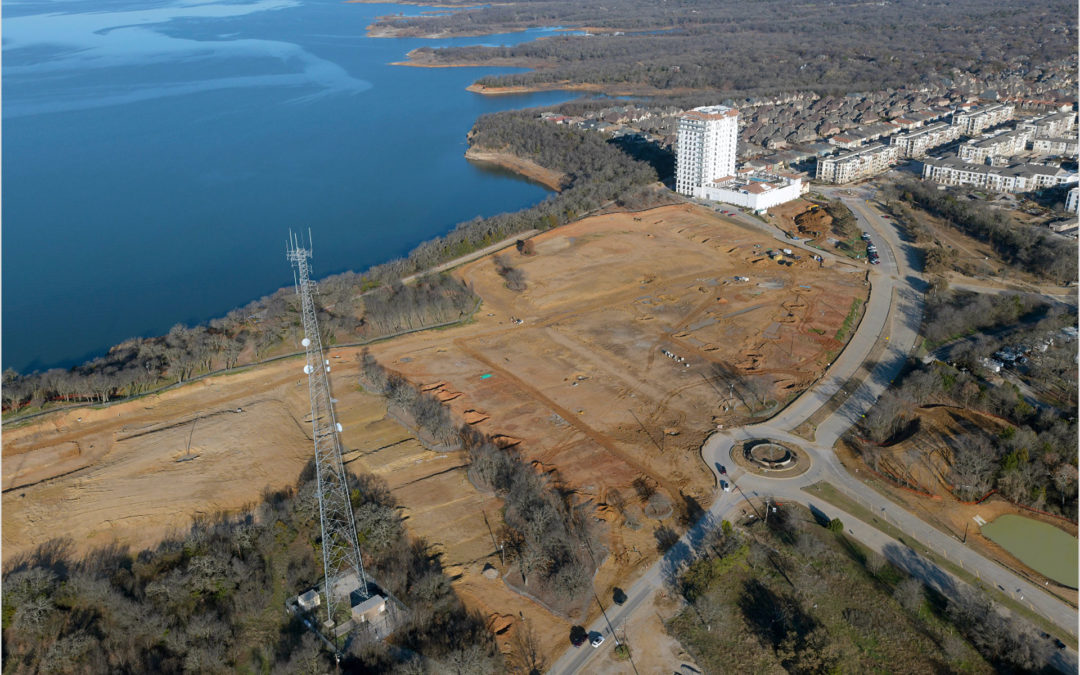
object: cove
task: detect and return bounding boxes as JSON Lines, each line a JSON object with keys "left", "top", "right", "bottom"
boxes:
{"left": 2, "top": 0, "right": 575, "bottom": 373}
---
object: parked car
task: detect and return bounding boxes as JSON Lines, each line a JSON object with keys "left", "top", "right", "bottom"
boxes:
{"left": 590, "top": 632, "right": 605, "bottom": 648}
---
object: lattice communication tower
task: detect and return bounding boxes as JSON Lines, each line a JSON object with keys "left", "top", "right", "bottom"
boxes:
{"left": 287, "top": 231, "right": 369, "bottom": 634}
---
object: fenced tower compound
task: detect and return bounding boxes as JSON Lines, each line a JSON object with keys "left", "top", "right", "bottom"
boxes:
{"left": 287, "top": 231, "right": 369, "bottom": 637}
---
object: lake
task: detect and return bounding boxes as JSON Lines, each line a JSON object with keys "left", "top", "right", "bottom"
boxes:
{"left": 2, "top": 0, "right": 574, "bottom": 373}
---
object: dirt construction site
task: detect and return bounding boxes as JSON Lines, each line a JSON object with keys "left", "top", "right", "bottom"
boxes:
{"left": 3, "top": 203, "right": 868, "bottom": 664}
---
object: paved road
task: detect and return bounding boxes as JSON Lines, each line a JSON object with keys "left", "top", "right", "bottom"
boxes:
{"left": 547, "top": 192, "right": 1078, "bottom": 675}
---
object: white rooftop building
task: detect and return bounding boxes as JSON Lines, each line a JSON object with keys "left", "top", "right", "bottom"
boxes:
{"left": 676, "top": 105, "right": 739, "bottom": 196}
{"left": 698, "top": 169, "right": 805, "bottom": 213}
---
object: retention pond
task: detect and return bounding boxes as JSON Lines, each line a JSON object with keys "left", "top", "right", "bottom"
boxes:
{"left": 981, "top": 514, "right": 1078, "bottom": 588}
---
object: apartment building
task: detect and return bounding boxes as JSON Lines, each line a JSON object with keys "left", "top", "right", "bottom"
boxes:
{"left": 1031, "top": 137, "right": 1079, "bottom": 157}
{"left": 957, "top": 128, "right": 1033, "bottom": 163}
{"left": 951, "top": 103, "right": 1015, "bottom": 135}
{"left": 816, "top": 144, "right": 898, "bottom": 184}
{"left": 827, "top": 122, "right": 900, "bottom": 150}
{"left": 675, "top": 105, "right": 739, "bottom": 196}
{"left": 1024, "top": 110, "right": 1078, "bottom": 139}
{"left": 890, "top": 122, "right": 961, "bottom": 158}
{"left": 921, "top": 156, "right": 1077, "bottom": 192}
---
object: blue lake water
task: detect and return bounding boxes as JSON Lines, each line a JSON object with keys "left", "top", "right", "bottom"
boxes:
{"left": 2, "top": 0, "right": 574, "bottom": 373}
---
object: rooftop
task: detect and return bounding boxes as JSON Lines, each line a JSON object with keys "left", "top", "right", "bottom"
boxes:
{"left": 684, "top": 105, "right": 739, "bottom": 120}
{"left": 712, "top": 169, "right": 800, "bottom": 192}
{"left": 896, "top": 121, "right": 952, "bottom": 138}
{"left": 968, "top": 128, "right": 1027, "bottom": 148}
{"left": 924, "top": 156, "right": 1076, "bottom": 178}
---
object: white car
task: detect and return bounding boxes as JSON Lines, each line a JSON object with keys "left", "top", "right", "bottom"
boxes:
{"left": 590, "top": 633, "right": 605, "bottom": 648}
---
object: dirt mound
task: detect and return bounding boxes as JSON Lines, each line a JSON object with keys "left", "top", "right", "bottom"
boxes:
{"left": 487, "top": 613, "right": 515, "bottom": 635}
{"left": 874, "top": 405, "right": 1010, "bottom": 497}
{"left": 463, "top": 409, "right": 490, "bottom": 424}
{"left": 794, "top": 208, "right": 832, "bottom": 237}
{"left": 492, "top": 434, "right": 522, "bottom": 448}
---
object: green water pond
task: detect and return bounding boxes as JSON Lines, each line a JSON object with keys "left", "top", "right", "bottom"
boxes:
{"left": 981, "top": 514, "right": 1078, "bottom": 588}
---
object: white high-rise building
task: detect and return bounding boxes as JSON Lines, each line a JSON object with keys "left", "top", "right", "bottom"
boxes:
{"left": 676, "top": 105, "right": 739, "bottom": 196}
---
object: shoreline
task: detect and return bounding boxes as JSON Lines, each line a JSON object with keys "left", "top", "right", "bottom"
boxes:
{"left": 464, "top": 148, "right": 569, "bottom": 191}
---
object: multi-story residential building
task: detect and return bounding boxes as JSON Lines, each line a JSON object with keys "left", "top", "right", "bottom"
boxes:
{"left": 827, "top": 122, "right": 900, "bottom": 150}
{"left": 957, "top": 128, "right": 1033, "bottom": 163}
{"left": 1031, "top": 137, "right": 1079, "bottom": 157}
{"left": 816, "top": 144, "right": 898, "bottom": 184}
{"left": 921, "top": 156, "right": 1077, "bottom": 192}
{"left": 890, "top": 122, "right": 961, "bottom": 158}
{"left": 1022, "top": 110, "right": 1078, "bottom": 139}
{"left": 1067, "top": 186, "right": 1080, "bottom": 214}
{"left": 951, "top": 103, "right": 1015, "bottom": 135}
{"left": 675, "top": 105, "right": 739, "bottom": 196}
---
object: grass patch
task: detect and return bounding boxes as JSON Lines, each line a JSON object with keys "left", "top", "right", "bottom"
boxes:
{"left": 801, "top": 481, "right": 1077, "bottom": 649}
{"left": 834, "top": 298, "right": 863, "bottom": 342}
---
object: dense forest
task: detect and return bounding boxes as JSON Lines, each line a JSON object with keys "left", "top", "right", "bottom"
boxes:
{"left": 667, "top": 504, "right": 1052, "bottom": 673}
{"left": 383, "top": 0, "right": 1077, "bottom": 98}
{"left": 855, "top": 290, "right": 1078, "bottom": 518}
{"left": 2, "top": 115, "right": 663, "bottom": 417}
{"left": 2, "top": 462, "right": 503, "bottom": 673}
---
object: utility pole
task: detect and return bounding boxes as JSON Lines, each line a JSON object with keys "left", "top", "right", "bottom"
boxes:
{"left": 288, "top": 232, "right": 369, "bottom": 643}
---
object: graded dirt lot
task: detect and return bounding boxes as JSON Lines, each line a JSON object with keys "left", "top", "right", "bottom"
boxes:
{"left": 2, "top": 203, "right": 868, "bottom": 669}
{"left": 2, "top": 359, "right": 320, "bottom": 559}
{"left": 370, "top": 204, "right": 868, "bottom": 510}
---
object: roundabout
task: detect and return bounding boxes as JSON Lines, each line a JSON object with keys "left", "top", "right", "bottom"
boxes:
{"left": 729, "top": 438, "right": 811, "bottom": 479}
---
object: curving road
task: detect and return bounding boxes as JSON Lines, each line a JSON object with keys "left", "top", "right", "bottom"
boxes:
{"left": 547, "top": 190, "right": 1078, "bottom": 675}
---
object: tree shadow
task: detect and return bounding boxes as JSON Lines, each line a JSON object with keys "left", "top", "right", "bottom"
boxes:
{"left": 737, "top": 578, "right": 817, "bottom": 649}
{"left": 880, "top": 542, "right": 957, "bottom": 600}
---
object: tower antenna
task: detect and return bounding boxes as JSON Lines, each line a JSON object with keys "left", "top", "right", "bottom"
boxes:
{"left": 287, "top": 234, "right": 369, "bottom": 641}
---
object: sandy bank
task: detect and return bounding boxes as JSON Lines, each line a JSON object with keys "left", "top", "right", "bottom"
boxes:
{"left": 464, "top": 147, "right": 568, "bottom": 191}
{"left": 465, "top": 81, "right": 701, "bottom": 97}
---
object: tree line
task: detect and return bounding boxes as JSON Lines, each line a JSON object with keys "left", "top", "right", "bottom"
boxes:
{"left": 2, "top": 274, "right": 477, "bottom": 417}
{"left": 2, "top": 461, "right": 502, "bottom": 673}
{"left": 362, "top": 351, "right": 601, "bottom": 615}
{"left": 896, "top": 180, "right": 1078, "bottom": 284}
